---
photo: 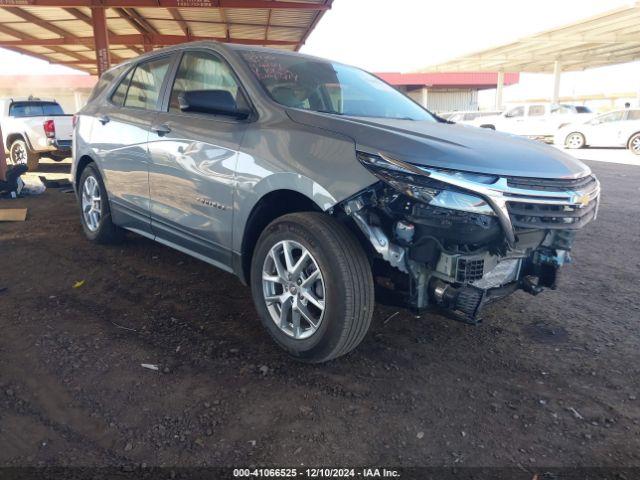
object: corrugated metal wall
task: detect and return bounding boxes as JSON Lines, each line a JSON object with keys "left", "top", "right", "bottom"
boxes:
{"left": 402, "top": 86, "right": 479, "bottom": 113}
{"left": 427, "top": 89, "right": 479, "bottom": 113}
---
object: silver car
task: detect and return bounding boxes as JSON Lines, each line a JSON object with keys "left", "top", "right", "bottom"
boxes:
{"left": 73, "top": 41, "right": 600, "bottom": 362}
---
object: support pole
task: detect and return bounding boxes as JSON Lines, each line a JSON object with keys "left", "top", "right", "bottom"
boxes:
{"left": 91, "top": 7, "right": 110, "bottom": 77}
{"left": 495, "top": 71, "right": 504, "bottom": 110}
{"left": 552, "top": 60, "right": 562, "bottom": 104}
{"left": 0, "top": 124, "right": 6, "bottom": 182}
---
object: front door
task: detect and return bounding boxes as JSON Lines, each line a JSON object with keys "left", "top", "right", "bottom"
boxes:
{"left": 148, "top": 49, "right": 250, "bottom": 270}
{"left": 587, "top": 111, "right": 626, "bottom": 146}
{"left": 92, "top": 55, "right": 174, "bottom": 235}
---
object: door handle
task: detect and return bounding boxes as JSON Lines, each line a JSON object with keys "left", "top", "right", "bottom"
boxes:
{"left": 151, "top": 124, "right": 171, "bottom": 136}
{"left": 98, "top": 115, "right": 110, "bottom": 125}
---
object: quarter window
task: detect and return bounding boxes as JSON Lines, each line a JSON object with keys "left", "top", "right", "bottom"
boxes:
{"left": 111, "top": 68, "right": 134, "bottom": 107}
{"left": 123, "top": 56, "right": 173, "bottom": 110}
{"left": 169, "top": 51, "right": 245, "bottom": 113}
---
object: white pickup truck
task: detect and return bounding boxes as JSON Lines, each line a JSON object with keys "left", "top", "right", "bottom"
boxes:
{"left": 1, "top": 97, "right": 73, "bottom": 171}
{"left": 475, "top": 103, "right": 596, "bottom": 143}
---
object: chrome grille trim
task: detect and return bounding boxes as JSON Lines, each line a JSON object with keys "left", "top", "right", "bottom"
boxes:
{"left": 415, "top": 166, "right": 601, "bottom": 246}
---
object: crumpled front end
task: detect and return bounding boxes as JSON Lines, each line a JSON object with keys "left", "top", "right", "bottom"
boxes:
{"left": 339, "top": 152, "right": 601, "bottom": 324}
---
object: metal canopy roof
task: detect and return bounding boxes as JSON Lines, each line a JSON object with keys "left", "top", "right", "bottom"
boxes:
{"left": 421, "top": 1, "right": 640, "bottom": 73}
{"left": 0, "top": 0, "right": 332, "bottom": 75}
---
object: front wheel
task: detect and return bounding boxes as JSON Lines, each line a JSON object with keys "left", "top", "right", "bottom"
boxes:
{"left": 565, "top": 132, "right": 586, "bottom": 149}
{"left": 628, "top": 133, "right": 640, "bottom": 155}
{"left": 250, "top": 212, "right": 374, "bottom": 363}
{"left": 10, "top": 139, "right": 40, "bottom": 171}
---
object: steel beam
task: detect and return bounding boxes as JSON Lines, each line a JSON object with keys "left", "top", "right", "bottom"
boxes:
{"left": 552, "top": 60, "right": 562, "bottom": 104}
{"left": 0, "top": 0, "right": 329, "bottom": 9}
{"left": 495, "top": 71, "right": 504, "bottom": 110}
{"left": 0, "top": 123, "right": 6, "bottom": 182}
{"left": 0, "top": 34, "right": 299, "bottom": 46}
{"left": 91, "top": 7, "right": 110, "bottom": 76}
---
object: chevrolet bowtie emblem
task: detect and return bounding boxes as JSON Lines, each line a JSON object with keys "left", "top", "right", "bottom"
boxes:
{"left": 577, "top": 194, "right": 590, "bottom": 207}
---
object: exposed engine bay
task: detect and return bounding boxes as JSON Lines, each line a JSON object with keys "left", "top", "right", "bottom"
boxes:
{"left": 337, "top": 152, "right": 601, "bottom": 324}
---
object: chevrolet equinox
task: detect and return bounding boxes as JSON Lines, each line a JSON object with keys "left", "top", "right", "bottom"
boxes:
{"left": 73, "top": 42, "right": 600, "bottom": 362}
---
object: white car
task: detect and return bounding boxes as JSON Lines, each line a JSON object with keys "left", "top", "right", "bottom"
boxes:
{"left": 555, "top": 109, "right": 640, "bottom": 155}
{"left": 1, "top": 97, "right": 74, "bottom": 171}
{"left": 445, "top": 110, "right": 503, "bottom": 126}
{"left": 478, "top": 103, "right": 595, "bottom": 142}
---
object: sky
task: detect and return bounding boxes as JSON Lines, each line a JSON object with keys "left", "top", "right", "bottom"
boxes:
{"left": 0, "top": 0, "right": 638, "bottom": 106}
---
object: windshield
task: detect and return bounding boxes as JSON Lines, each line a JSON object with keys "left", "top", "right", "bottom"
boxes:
{"left": 10, "top": 101, "right": 65, "bottom": 117}
{"left": 239, "top": 50, "right": 435, "bottom": 121}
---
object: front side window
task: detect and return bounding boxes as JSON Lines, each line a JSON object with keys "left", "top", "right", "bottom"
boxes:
{"left": 505, "top": 106, "right": 524, "bottom": 118}
{"left": 123, "top": 56, "right": 172, "bottom": 110}
{"left": 169, "top": 51, "right": 244, "bottom": 113}
{"left": 590, "top": 111, "right": 625, "bottom": 125}
{"left": 626, "top": 110, "right": 640, "bottom": 121}
{"left": 239, "top": 50, "right": 434, "bottom": 121}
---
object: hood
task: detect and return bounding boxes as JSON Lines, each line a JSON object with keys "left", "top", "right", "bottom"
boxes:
{"left": 287, "top": 110, "right": 591, "bottom": 179}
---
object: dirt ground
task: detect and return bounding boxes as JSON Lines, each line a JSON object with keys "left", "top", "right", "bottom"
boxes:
{"left": 0, "top": 159, "right": 639, "bottom": 468}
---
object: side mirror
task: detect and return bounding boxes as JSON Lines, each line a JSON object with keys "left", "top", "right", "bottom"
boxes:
{"left": 178, "top": 90, "right": 250, "bottom": 119}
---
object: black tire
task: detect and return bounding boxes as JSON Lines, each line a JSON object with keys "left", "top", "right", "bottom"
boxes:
{"left": 481, "top": 124, "right": 496, "bottom": 130}
{"left": 565, "top": 132, "right": 586, "bottom": 149}
{"left": 628, "top": 132, "right": 640, "bottom": 155}
{"left": 78, "top": 164, "right": 123, "bottom": 244}
{"left": 250, "top": 212, "right": 374, "bottom": 363}
{"left": 10, "top": 139, "right": 40, "bottom": 172}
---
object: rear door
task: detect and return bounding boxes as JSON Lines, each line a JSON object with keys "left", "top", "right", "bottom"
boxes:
{"left": 147, "top": 49, "right": 251, "bottom": 270}
{"left": 90, "top": 54, "right": 175, "bottom": 236}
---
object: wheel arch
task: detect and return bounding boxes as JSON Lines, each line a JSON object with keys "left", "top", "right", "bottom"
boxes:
{"left": 238, "top": 188, "right": 323, "bottom": 285}
{"left": 74, "top": 154, "right": 98, "bottom": 189}
{"left": 627, "top": 131, "right": 640, "bottom": 148}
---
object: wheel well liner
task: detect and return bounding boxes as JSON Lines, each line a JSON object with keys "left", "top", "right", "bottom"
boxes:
{"left": 240, "top": 189, "right": 322, "bottom": 283}
{"left": 75, "top": 155, "right": 95, "bottom": 187}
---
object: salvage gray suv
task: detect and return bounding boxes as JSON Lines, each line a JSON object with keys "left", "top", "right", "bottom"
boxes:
{"left": 73, "top": 41, "right": 600, "bottom": 362}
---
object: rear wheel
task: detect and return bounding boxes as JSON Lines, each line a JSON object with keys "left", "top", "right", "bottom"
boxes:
{"left": 250, "top": 212, "right": 374, "bottom": 363}
{"left": 10, "top": 139, "right": 40, "bottom": 171}
{"left": 565, "top": 132, "right": 586, "bottom": 149}
{"left": 78, "top": 164, "right": 123, "bottom": 244}
{"left": 628, "top": 133, "right": 640, "bottom": 155}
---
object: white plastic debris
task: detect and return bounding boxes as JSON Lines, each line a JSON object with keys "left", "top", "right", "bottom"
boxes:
{"left": 141, "top": 363, "right": 159, "bottom": 371}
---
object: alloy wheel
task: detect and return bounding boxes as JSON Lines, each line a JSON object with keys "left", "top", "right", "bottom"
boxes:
{"left": 11, "top": 143, "right": 27, "bottom": 165}
{"left": 262, "top": 240, "right": 326, "bottom": 340}
{"left": 631, "top": 136, "right": 640, "bottom": 154}
{"left": 566, "top": 133, "right": 584, "bottom": 149}
{"left": 81, "top": 175, "right": 102, "bottom": 232}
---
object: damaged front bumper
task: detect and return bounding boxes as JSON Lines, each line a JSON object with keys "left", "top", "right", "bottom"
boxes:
{"left": 341, "top": 156, "right": 601, "bottom": 324}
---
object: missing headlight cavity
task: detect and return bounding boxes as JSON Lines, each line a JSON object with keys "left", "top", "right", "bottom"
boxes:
{"left": 341, "top": 152, "right": 598, "bottom": 324}
{"left": 341, "top": 185, "right": 512, "bottom": 315}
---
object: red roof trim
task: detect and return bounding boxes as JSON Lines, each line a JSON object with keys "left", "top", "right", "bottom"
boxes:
{"left": 376, "top": 72, "right": 519, "bottom": 89}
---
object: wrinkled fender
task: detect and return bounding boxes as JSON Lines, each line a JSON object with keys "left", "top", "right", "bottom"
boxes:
{"left": 232, "top": 169, "right": 337, "bottom": 254}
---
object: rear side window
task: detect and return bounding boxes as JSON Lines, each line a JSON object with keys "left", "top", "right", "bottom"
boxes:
{"left": 10, "top": 102, "right": 64, "bottom": 117}
{"left": 123, "top": 56, "right": 173, "bottom": 110}
{"left": 528, "top": 105, "right": 546, "bottom": 116}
